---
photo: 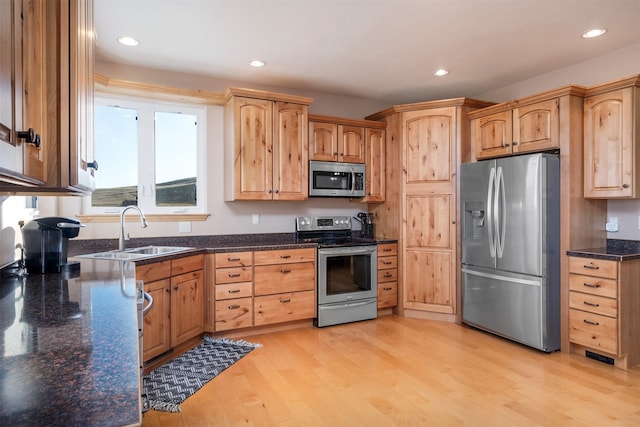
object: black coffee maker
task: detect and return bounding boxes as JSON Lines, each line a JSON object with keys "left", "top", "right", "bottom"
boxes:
{"left": 21, "top": 217, "right": 84, "bottom": 274}
{"left": 355, "top": 212, "right": 374, "bottom": 239}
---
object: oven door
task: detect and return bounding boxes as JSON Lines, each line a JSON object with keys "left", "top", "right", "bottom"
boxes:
{"left": 317, "top": 245, "right": 377, "bottom": 305}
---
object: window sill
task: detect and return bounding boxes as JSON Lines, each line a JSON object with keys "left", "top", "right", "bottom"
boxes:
{"left": 76, "top": 213, "right": 210, "bottom": 223}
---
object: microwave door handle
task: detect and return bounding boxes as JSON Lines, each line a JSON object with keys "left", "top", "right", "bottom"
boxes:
{"left": 350, "top": 168, "right": 355, "bottom": 195}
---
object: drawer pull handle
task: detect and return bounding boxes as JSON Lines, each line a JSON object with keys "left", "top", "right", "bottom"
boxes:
{"left": 280, "top": 255, "right": 291, "bottom": 259}
{"left": 583, "top": 319, "right": 599, "bottom": 326}
{"left": 228, "top": 257, "right": 241, "bottom": 262}
{"left": 382, "top": 261, "right": 393, "bottom": 265}
{"left": 383, "top": 248, "right": 393, "bottom": 252}
{"left": 228, "top": 289, "right": 241, "bottom": 293}
{"left": 228, "top": 304, "right": 241, "bottom": 310}
{"left": 280, "top": 298, "right": 291, "bottom": 303}
{"left": 583, "top": 301, "right": 600, "bottom": 307}
{"left": 280, "top": 269, "right": 292, "bottom": 274}
{"left": 384, "top": 273, "right": 393, "bottom": 278}
{"left": 583, "top": 264, "right": 599, "bottom": 270}
{"left": 228, "top": 273, "right": 241, "bottom": 278}
{"left": 583, "top": 282, "right": 601, "bottom": 288}
{"left": 383, "top": 287, "right": 393, "bottom": 291}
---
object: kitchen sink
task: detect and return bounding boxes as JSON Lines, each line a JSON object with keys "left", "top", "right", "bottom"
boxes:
{"left": 77, "top": 246, "right": 194, "bottom": 261}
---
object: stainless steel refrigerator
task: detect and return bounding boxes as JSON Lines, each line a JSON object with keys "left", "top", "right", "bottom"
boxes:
{"left": 461, "top": 152, "right": 560, "bottom": 352}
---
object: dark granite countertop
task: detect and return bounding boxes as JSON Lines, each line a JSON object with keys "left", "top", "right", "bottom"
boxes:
{"left": 68, "top": 232, "right": 398, "bottom": 260}
{"left": 0, "top": 260, "right": 141, "bottom": 427}
{"left": 567, "top": 239, "right": 640, "bottom": 261}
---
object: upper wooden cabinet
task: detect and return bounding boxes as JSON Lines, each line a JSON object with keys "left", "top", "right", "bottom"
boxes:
{"left": 224, "top": 88, "right": 313, "bottom": 201}
{"left": 583, "top": 76, "right": 640, "bottom": 199}
{"left": 471, "top": 97, "right": 559, "bottom": 160}
{"left": 0, "top": 0, "right": 96, "bottom": 193}
{"left": 309, "top": 115, "right": 366, "bottom": 163}
{"left": 308, "top": 114, "right": 386, "bottom": 201}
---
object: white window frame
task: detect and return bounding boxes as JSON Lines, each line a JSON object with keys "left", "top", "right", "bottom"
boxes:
{"left": 83, "top": 95, "right": 207, "bottom": 215}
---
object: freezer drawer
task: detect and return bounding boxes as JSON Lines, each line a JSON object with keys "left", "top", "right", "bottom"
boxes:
{"left": 462, "top": 267, "right": 559, "bottom": 352}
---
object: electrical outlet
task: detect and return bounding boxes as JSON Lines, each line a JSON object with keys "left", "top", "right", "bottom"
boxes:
{"left": 252, "top": 214, "right": 260, "bottom": 225}
{"left": 605, "top": 222, "right": 619, "bottom": 232}
{"left": 179, "top": 222, "right": 191, "bottom": 233}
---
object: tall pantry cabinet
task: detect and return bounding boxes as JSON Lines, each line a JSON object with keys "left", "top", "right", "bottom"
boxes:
{"left": 366, "top": 98, "right": 493, "bottom": 321}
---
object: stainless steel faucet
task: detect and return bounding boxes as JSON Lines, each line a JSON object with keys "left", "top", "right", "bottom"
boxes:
{"left": 119, "top": 206, "right": 148, "bottom": 251}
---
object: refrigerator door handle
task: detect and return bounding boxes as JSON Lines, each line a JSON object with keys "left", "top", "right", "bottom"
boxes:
{"left": 487, "top": 166, "right": 496, "bottom": 257}
{"left": 496, "top": 166, "right": 506, "bottom": 258}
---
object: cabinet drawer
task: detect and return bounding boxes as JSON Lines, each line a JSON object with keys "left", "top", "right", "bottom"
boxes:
{"left": 254, "top": 248, "right": 315, "bottom": 265}
{"left": 569, "top": 308, "right": 618, "bottom": 355}
{"left": 136, "top": 260, "right": 171, "bottom": 283}
{"left": 254, "top": 290, "right": 315, "bottom": 326}
{"left": 569, "top": 273, "right": 617, "bottom": 299}
{"left": 254, "top": 262, "right": 315, "bottom": 295}
{"left": 215, "top": 251, "right": 253, "bottom": 268}
{"left": 378, "top": 281, "right": 398, "bottom": 308}
{"left": 569, "top": 257, "right": 617, "bottom": 279}
{"left": 378, "top": 268, "right": 398, "bottom": 283}
{"left": 215, "top": 297, "right": 253, "bottom": 331}
{"left": 569, "top": 291, "right": 617, "bottom": 318}
{"left": 215, "top": 282, "right": 252, "bottom": 300}
{"left": 378, "top": 243, "right": 398, "bottom": 257}
{"left": 215, "top": 266, "right": 252, "bottom": 284}
{"left": 171, "top": 254, "right": 204, "bottom": 275}
{"left": 378, "top": 256, "right": 397, "bottom": 270}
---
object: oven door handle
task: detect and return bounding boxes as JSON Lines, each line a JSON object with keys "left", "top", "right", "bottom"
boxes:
{"left": 319, "top": 300, "right": 376, "bottom": 309}
{"left": 318, "top": 245, "right": 377, "bottom": 256}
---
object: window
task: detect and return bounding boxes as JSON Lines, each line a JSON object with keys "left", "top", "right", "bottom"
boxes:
{"left": 85, "top": 96, "right": 206, "bottom": 215}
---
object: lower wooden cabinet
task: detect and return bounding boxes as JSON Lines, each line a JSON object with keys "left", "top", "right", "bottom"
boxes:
{"left": 568, "top": 255, "right": 640, "bottom": 369}
{"left": 377, "top": 243, "right": 398, "bottom": 308}
{"left": 137, "top": 254, "right": 205, "bottom": 362}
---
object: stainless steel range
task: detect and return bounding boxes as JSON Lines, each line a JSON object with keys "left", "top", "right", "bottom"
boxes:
{"left": 296, "top": 216, "right": 377, "bottom": 327}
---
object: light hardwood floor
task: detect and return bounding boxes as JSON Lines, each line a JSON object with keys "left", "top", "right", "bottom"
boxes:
{"left": 142, "top": 315, "right": 640, "bottom": 426}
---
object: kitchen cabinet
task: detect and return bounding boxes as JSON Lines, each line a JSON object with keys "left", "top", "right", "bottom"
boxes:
{"left": 213, "top": 251, "right": 254, "bottom": 331}
{"left": 254, "top": 248, "right": 315, "bottom": 326}
{"left": 0, "top": 0, "right": 45, "bottom": 186}
{"left": 377, "top": 243, "right": 398, "bottom": 309}
{"left": 308, "top": 114, "right": 387, "bottom": 201}
{"left": 137, "top": 254, "right": 205, "bottom": 361}
{"left": 0, "top": 0, "right": 96, "bottom": 193}
{"left": 309, "top": 116, "right": 365, "bottom": 163}
{"left": 224, "top": 88, "right": 313, "bottom": 201}
{"left": 471, "top": 98, "right": 559, "bottom": 160}
{"left": 583, "top": 76, "right": 640, "bottom": 198}
{"left": 568, "top": 255, "right": 640, "bottom": 369}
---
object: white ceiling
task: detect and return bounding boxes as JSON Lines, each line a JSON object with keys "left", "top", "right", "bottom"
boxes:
{"left": 94, "top": 0, "right": 640, "bottom": 105}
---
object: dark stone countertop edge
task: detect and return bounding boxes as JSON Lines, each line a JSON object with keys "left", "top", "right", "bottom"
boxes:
{"left": 567, "top": 239, "right": 640, "bottom": 261}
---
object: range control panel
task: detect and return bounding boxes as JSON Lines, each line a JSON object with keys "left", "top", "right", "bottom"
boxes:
{"left": 295, "top": 216, "right": 352, "bottom": 232}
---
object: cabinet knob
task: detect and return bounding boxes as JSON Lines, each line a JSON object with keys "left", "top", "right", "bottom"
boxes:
{"left": 623, "top": 183, "right": 629, "bottom": 189}
{"left": 173, "top": 286, "right": 179, "bottom": 291}
{"left": 512, "top": 141, "right": 518, "bottom": 146}
{"left": 17, "top": 128, "right": 41, "bottom": 148}
{"left": 503, "top": 143, "right": 510, "bottom": 147}
{"left": 275, "top": 189, "right": 279, "bottom": 193}
{"left": 268, "top": 189, "right": 273, "bottom": 194}
{"left": 87, "top": 160, "right": 99, "bottom": 171}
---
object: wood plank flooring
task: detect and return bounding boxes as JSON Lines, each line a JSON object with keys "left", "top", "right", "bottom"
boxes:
{"left": 142, "top": 315, "right": 640, "bottom": 426}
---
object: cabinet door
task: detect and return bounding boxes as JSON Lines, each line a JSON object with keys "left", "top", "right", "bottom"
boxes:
{"left": 404, "top": 250, "right": 454, "bottom": 314}
{"left": 363, "top": 127, "right": 385, "bottom": 202}
{"left": 309, "top": 121, "right": 337, "bottom": 161}
{"left": 584, "top": 87, "right": 637, "bottom": 198}
{"left": 171, "top": 269, "right": 205, "bottom": 346}
{"left": 403, "top": 109, "right": 455, "bottom": 193}
{"left": 338, "top": 125, "right": 365, "bottom": 163}
{"left": 473, "top": 110, "right": 512, "bottom": 160}
{"left": 143, "top": 278, "right": 171, "bottom": 361}
{"left": 273, "top": 101, "right": 308, "bottom": 200}
{"left": 512, "top": 98, "right": 559, "bottom": 154}
{"left": 69, "top": 0, "right": 96, "bottom": 191}
{"left": 232, "top": 96, "right": 273, "bottom": 199}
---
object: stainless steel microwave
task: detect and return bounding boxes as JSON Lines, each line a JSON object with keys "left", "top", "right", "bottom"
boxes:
{"left": 309, "top": 161, "right": 365, "bottom": 197}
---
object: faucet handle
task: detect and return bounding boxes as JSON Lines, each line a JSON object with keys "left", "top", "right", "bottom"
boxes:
{"left": 125, "top": 233, "right": 131, "bottom": 242}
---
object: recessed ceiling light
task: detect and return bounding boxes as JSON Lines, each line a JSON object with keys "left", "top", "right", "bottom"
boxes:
{"left": 249, "top": 59, "right": 266, "bottom": 68}
{"left": 433, "top": 68, "right": 449, "bottom": 77}
{"left": 117, "top": 36, "right": 139, "bottom": 46}
{"left": 582, "top": 28, "right": 607, "bottom": 39}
